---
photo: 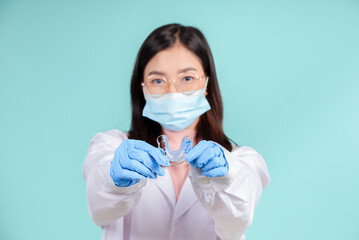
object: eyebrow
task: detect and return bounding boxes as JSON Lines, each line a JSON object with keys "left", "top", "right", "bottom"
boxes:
{"left": 148, "top": 67, "right": 197, "bottom": 76}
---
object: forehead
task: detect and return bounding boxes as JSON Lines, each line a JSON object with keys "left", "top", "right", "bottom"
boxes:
{"left": 144, "top": 43, "right": 204, "bottom": 76}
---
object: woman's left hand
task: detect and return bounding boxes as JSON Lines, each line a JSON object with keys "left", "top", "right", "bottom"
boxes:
{"left": 185, "top": 140, "right": 228, "bottom": 177}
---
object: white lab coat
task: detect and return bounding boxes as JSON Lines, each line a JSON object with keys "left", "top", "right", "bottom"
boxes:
{"left": 83, "top": 129, "right": 270, "bottom": 240}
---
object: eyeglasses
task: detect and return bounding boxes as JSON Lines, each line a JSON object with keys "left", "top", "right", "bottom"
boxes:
{"left": 141, "top": 71, "right": 208, "bottom": 98}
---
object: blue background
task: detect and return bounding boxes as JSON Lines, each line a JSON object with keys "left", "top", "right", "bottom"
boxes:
{"left": 1, "top": 0, "right": 358, "bottom": 239}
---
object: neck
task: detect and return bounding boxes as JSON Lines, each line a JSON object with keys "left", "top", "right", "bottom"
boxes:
{"left": 162, "top": 128, "right": 197, "bottom": 151}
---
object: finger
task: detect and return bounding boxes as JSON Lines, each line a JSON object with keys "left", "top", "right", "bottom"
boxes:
{"left": 185, "top": 140, "right": 210, "bottom": 163}
{"left": 145, "top": 155, "right": 166, "bottom": 176}
{"left": 195, "top": 144, "right": 223, "bottom": 168}
{"left": 202, "top": 166, "right": 228, "bottom": 178}
{"left": 129, "top": 151, "right": 165, "bottom": 176}
{"left": 132, "top": 140, "right": 170, "bottom": 166}
{"left": 112, "top": 178, "right": 137, "bottom": 187}
{"left": 112, "top": 167, "right": 147, "bottom": 180}
{"left": 192, "top": 147, "right": 217, "bottom": 168}
{"left": 148, "top": 148, "right": 170, "bottom": 167}
{"left": 130, "top": 161, "right": 157, "bottom": 179}
{"left": 201, "top": 156, "right": 226, "bottom": 172}
{"left": 184, "top": 138, "right": 193, "bottom": 154}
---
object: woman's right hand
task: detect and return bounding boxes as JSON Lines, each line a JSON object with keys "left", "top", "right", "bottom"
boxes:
{"left": 110, "top": 139, "right": 170, "bottom": 187}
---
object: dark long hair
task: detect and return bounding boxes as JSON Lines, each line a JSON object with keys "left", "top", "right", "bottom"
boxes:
{"left": 127, "top": 23, "right": 234, "bottom": 152}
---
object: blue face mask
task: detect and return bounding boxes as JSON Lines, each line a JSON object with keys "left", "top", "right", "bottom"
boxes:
{"left": 142, "top": 87, "right": 211, "bottom": 132}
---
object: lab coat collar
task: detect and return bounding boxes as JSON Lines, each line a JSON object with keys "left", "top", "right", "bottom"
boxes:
{"left": 173, "top": 176, "right": 198, "bottom": 220}
{"left": 152, "top": 167, "right": 176, "bottom": 207}
{"left": 152, "top": 167, "right": 198, "bottom": 220}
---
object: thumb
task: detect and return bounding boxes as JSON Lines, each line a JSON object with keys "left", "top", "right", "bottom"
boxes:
{"left": 185, "top": 140, "right": 209, "bottom": 163}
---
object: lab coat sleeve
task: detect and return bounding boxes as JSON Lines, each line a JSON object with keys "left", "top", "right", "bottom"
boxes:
{"left": 83, "top": 129, "right": 147, "bottom": 226}
{"left": 188, "top": 145, "right": 271, "bottom": 240}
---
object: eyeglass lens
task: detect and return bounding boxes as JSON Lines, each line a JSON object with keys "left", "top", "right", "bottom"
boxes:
{"left": 144, "top": 72, "right": 201, "bottom": 95}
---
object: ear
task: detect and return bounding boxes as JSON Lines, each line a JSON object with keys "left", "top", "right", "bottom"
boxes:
{"left": 205, "top": 91, "right": 208, "bottom": 96}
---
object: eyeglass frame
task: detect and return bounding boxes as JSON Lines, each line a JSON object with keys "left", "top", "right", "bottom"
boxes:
{"left": 141, "top": 71, "right": 208, "bottom": 97}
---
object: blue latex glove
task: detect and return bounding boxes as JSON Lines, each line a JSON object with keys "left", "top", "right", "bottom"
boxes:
{"left": 185, "top": 140, "right": 228, "bottom": 177}
{"left": 110, "top": 139, "right": 170, "bottom": 187}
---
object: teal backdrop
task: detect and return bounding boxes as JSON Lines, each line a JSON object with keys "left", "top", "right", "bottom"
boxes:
{"left": 1, "top": 0, "right": 358, "bottom": 239}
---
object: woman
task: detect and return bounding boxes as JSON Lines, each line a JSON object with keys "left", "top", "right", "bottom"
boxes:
{"left": 83, "top": 23, "right": 270, "bottom": 240}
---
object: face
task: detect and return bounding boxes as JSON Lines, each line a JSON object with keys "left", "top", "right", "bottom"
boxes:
{"left": 143, "top": 41, "right": 207, "bottom": 95}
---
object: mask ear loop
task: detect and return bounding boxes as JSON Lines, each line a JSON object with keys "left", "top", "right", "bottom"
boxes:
{"left": 204, "top": 76, "right": 209, "bottom": 96}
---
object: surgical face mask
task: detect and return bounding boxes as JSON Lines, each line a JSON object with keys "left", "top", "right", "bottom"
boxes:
{"left": 142, "top": 87, "right": 211, "bottom": 132}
